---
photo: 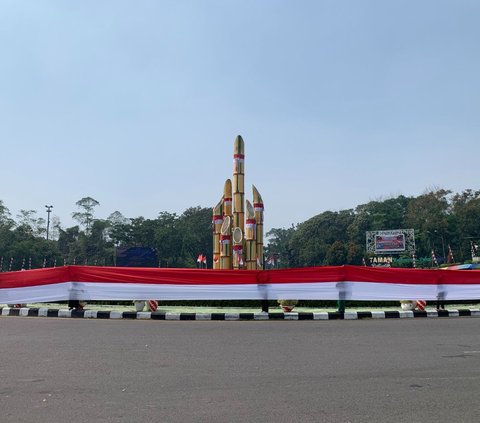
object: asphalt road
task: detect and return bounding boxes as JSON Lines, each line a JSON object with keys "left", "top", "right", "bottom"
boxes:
{"left": 1, "top": 317, "right": 480, "bottom": 423}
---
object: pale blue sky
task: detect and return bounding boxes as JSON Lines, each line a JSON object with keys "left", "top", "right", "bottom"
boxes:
{"left": 1, "top": 0, "right": 479, "bottom": 232}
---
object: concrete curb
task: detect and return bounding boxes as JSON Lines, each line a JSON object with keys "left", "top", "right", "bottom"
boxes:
{"left": 2, "top": 307, "right": 480, "bottom": 321}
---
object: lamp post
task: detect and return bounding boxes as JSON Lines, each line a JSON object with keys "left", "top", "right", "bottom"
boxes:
{"left": 426, "top": 230, "right": 447, "bottom": 264}
{"left": 45, "top": 205, "right": 53, "bottom": 240}
{"left": 434, "top": 230, "right": 446, "bottom": 263}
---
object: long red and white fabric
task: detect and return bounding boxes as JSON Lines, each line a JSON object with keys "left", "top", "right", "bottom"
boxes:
{"left": 1, "top": 265, "right": 480, "bottom": 304}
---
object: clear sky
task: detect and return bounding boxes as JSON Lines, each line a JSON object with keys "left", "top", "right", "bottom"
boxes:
{"left": 1, "top": 0, "right": 479, "bottom": 233}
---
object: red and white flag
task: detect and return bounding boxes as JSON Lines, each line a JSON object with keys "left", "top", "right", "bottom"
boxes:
{"left": 471, "top": 241, "right": 478, "bottom": 260}
{"left": 447, "top": 245, "right": 454, "bottom": 264}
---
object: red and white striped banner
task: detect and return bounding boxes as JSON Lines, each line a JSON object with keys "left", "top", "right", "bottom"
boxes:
{"left": 1, "top": 265, "right": 480, "bottom": 303}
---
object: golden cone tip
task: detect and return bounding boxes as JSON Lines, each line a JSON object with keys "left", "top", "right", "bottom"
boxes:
{"left": 223, "top": 179, "right": 232, "bottom": 196}
{"left": 213, "top": 199, "right": 223, "bottom": 215}
{"left": 246, "top": 200, "right": 255, "bottom": 219}
{"left": 252, "top": 185, "right": 263, "bottom": 204}
{"left": 234, "top": 135, "right": 244, "bottom": 155}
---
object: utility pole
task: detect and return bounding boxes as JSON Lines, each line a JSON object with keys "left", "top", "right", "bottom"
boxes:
{"left": 45, "top": 205, "right": 53, "bottom": 240}
{"left": 434, "top": 230, "right": 446, "bottom": 263}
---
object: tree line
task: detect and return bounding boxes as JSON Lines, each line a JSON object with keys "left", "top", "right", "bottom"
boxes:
{"left": 0, "top": 197, "right": 212, "bottom": 271}
{"left": 264, "top": 189, "right": 480, "bottom": 268}
{"left": 1, "top": 189, "right": 480, "bottom": 271}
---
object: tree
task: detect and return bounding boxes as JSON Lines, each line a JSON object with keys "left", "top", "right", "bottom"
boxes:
{"left": 16, "top": 209, "right": 46, "bottom": 238}
{"left": 0, "top": 200, "right": 14, "bottom": 228}
{"left": 405, "top": 189, "right": 451, "bottom": 258}
{"left": 264, "top": 226, "right": 296, "bottom": 268}
{"left": 72, "top": 197, "right": 100, "bottom": 233}
{"left": 178, "top": 206, "right": 213, "bottom": 267}
{"left": 106, "top": 211, "right": 131, "bottom": 246}
{"left": 154, "top": 212, "right": 182, "bottom": 267}
{"left": 50, "top": 216, "right": 61, "bottom": 241}
{"left": 325, "top": 241, "right": 347, "bottom": 265}
{"left": 450, "top": 190, "right": 480, "bottom": 261}
{"left": 347, "top": 196, "right": 412, "bottom": 246}
{"left": 289, "top": 210, "right": 355, "bottom": 267}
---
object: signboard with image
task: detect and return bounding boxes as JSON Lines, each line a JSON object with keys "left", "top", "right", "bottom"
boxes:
{"left": 366, "top": 229, "right": 415, "bottom": 255}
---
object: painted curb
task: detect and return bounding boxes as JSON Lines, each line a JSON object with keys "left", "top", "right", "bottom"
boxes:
{"left": 1, "top": 307, "right": 480, "bottom": 321}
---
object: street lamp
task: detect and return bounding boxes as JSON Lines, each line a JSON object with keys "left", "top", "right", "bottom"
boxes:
{"left": 434, "top": 230, "right": 446, "bottom": 263}
{"left": 426, "top": 230, "right": 447, "bottom": 263}
{"left": 45, "top": 205, "right": 53, "bottom": 240}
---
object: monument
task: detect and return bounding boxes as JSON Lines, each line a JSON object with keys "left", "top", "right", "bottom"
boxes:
{"left": 213, "top": 136, "right": 264, "bottom": 270}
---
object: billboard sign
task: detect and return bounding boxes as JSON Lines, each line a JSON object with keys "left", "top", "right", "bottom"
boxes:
{"left": 366, "top": 229, "right": 415, "bottom": 255}
{"left": 374, "top": 233, "right": 405, "bottom": 253}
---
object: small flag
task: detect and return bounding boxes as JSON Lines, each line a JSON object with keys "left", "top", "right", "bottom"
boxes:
{"left": 431, "top": 249, "right": 438, "bottom": 267}
{"left": 213, "top": 255, "right": 219, "bottom": 263}
{"left": 197, "top": 254, "right": 203, "bottom": 263}
{"left": 256, "top": 256, "right": 262, "bottom": 268}
{"left": 447, "top": 245, "right": 454, "bottom": 264}
{"left": 471, "top": 241, "right": 478, "bottom": 260}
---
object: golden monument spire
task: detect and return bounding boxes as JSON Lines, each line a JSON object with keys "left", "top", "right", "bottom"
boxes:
{"left": 216, "top": 136, "right": 263, "bottom": 270}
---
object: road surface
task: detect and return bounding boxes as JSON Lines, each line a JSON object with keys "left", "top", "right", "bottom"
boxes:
{"left": 1, "top": 317, "right": 479, "bottom": 422}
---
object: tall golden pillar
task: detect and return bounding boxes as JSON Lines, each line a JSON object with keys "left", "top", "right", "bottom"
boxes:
{"left": 220, "top": 216, "right": 232, "bottom": 270}
{"left": 245, "top": 200, "right": 257, "bottom": 270}
{"left": 233, "top": 136, "right": 245, "bottom": 234}
{"left": 223, "top": 179, "right": 232, "bottom": 218}
{"left": 253, "top": 185, "right": 264, "bottom": 269}
{"left": 213, "top": 136, "right": 263, "bottom": 271}
{"left": 212, "top": 199, "right": 223, "bottom": 270}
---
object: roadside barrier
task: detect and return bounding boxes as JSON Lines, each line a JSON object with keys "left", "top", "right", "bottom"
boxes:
{"left": 2, "top": 306, "right": 480, "bottom": 321}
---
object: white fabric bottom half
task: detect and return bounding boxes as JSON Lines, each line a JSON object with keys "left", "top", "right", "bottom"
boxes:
{"left": 1, "top": 281, "right": 480, "bottom": 303}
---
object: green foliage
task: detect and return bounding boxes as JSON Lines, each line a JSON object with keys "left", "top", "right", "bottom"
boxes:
{"left": 265, "top": 188, "right": 480, "bottom": 267}
{"left": 72, "top": 197, "right": 100, "bottom": 233}
{"left": 289, "top": 210, "right": 355, "bottom": 267}
{"left": 1, "top": 188, "right": 480, "bottom": 271}
{"left": 264, "top": 226, "right": 295, "bottom": 268}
